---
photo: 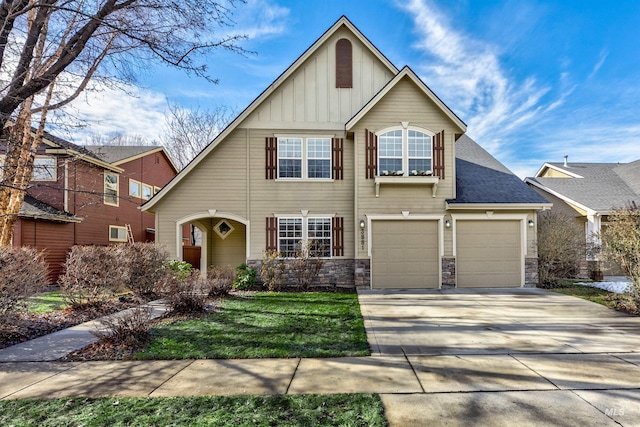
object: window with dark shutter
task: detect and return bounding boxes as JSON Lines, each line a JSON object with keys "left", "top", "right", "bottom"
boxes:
{"left": 433, "top": 130, "right": 445, "bottom": 179}
{"left": 265, "top": 137, "right": 277, "bottom": 179}
{"left": 332, "top": 138, "right": 343, "bottom": 180}
{"left": 266, "top": 217, "right": 278, "bottom": 251}
{"left": 332, "top": 217, "right": 344, "bottom": 257}
{"left": 365, "top": 129, "right": 378, "bottom": 179}
{"left": 336, "top": 39, "right": 352, "bottom": 88}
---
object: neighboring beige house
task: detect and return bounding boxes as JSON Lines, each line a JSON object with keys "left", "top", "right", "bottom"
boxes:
{"left": 526, "top": 158, "right": 640, "bottom": 276}
{"left": 142, "top": 16, "right": 551, "bottom": 289}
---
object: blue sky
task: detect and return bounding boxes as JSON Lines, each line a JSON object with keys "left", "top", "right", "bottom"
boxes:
{"left": 65, "top": 0, "right": 640, "bottom": 178}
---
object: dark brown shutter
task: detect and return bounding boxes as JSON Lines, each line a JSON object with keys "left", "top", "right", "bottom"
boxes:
{"left": 332, "top": 217, "right": 344, "bottom": 257}
{"left": 336, "top": 39, "right": 352, "bottom": 88}
{"left": 266, "top": 217, "right": 278, "bottom": 251}
{"left": 365, "top": 129, "right": 378, "bottom": 179}
{"left": 332, "top": 138, "right": 343, "bottom": 180}
{"left": 265, "top": 137, "right": 277, "bottom": 179}
{"left": 433, "top": 130, "right": 445, "bottom": 179}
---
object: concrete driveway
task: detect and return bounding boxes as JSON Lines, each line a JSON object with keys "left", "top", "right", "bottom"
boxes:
{"left": 357, "top": 288, "right": 640, "bottom": 426}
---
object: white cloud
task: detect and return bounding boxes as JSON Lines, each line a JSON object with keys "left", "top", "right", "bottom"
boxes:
{"left": 233, "top": 0, "right": 290, "bottom": 40}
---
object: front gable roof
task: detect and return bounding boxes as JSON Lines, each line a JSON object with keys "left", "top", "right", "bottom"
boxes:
{"left": 84, "top": 145, "right": 178, "bottom": 173}
{"left": 143, "top": 16, "right": 399, "bottom": 212}
{"left": 346, "top": 66, "right": 466, "bottom": 133}
{"left": 525, "top": 161, "right": 640, "bottom": 214}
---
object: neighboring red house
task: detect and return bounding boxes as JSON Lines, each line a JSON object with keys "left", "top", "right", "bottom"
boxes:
{"left": 2, "top": 131, "right": 179, "bottom": 282}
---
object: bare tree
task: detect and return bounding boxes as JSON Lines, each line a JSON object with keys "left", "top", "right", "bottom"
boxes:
{"left": 0, "top": 0, "right": 249, "bottom": 245}
{"left": 600, "top": 203, "right": 640, "bottom": 291}
{"left": 537, "top": 211, "right": 586, "bottom": 287}
{"left": 161, "top": 103, "right": 236, "bottom": 169}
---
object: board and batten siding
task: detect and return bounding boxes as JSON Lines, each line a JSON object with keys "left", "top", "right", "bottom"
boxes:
{"left": 243, "top": 26, "right": 394, "bottom": 130}
{"left": 246, "top": 128, "right": 355, "bottom": 259}
{"left": 153, "top": 129, "right": 249, "bottom": 259}
{"left": 352, "top": 77, "right": 460, "bottom": 258}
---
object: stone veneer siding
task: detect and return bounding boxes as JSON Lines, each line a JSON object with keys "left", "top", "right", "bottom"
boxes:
{"left": 442, "top": 257, "right": 456, "bottom": 287}
{"left": 524, "top": 258, "right": 539, "bottom": 287}
{"left": 248, "top": 259, "right": 356, "bottom": 289}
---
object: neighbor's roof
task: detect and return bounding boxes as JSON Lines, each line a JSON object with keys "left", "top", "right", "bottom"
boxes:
{"left": 19, "top": 195, "right": 81, "bottom": 223}
{"left": 447, "top": 135, "right": 551, "bottom": 207}
{"left": 84, "top": 145, "right": 177, "bottom": 171}
{"left": 525, "top": 161, "right": 640, "bottom": 213}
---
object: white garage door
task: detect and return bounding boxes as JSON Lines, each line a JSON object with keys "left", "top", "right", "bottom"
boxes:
{"left": 456, "top": 220, "right": 522, "bottom": 288}
{"left": 371, "top": 220, "right": 439, "bottom": 289}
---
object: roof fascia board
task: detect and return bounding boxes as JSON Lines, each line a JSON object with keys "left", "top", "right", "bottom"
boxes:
{"left": 445, "top": 202, "right": 553, "bottom": 211}
{"left": 524, "top": 178, "right": 597, "bottom": 215}
{"left": 45, "top": 148, "right": 124, "bottom": 173}
{"left": 346, "top": 66, "right": 467, "bottom": 132}
{"left": 534, "top": 162, "right": 583, "bottom": 178}
{"left": 143, "top": 16, "right": 399, "bottom": 212}
{"left": 19, "top": 213, "right": 82, "bottom": 223}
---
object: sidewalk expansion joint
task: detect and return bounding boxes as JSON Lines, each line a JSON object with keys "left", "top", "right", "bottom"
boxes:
{"left": 402, "top": 349, "right": 425, "bottom": 393}
{"left": 284, "top": 358, "right": 301, "bottom": 395}
{"left": 147, "top": 359, "right": 196, "bottom": 397}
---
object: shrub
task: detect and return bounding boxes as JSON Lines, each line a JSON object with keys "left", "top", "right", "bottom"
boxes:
{"left": 537, "top": 211, "right": 586, "bottom": 287}
{"left": 207, "top": 265, "right": 234, "bottom": 297}
{"left": 160, "top": 271, "right": 212, "bottom": 313}
{"left": 126, "top": 243, "right": 169, "bottom": 301}
{"left": 291, "top": 240, "right": 325, "bottom": 290}
{"left": 261, "top": 250, "right": 285, "bottom": 291}
{"left": 164, "top": 260, "right": 193, "bottom": 280}
{"left": 59, "top": 245, "right": 129, "bottom": 309}
{"left": 0, "top": 247, "right": 49, "bottom": 322}
{"left": 600, "top": 204, "right": 640, "bottom": 291}
{"left": 233, "top": 263, "right": 257, "bottom": 290}
{"left": 92, "top": 306, "right": 152, "bottom": 347}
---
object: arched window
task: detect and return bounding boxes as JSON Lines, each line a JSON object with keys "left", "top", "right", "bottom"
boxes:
{"left": 378, "top": 127, "right": 433, "bottom": 176}
{"left": 335, "top": 38, "right": 352, "bottom": 88}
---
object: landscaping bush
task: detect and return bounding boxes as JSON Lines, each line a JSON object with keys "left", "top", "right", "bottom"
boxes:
{"left": 600, "top": 204, "right": 640, "bottom": 291}
{"left": 0, "top": 247, "right": 49, "bottom": 322}
{"left": 207, "top": 265, "right": 234, "bottom": 297}
{"left": 160, "top": 271, "right": 212, "bottom": 313}
{"left": 233, "top": 263, "right": 257, "bottom": 290}
{"left": 59, "top": 245, "right": 129, "bottom": 309}
{"left": 292, "top": 240, "right": 324, "bottom": 290}
{"left": 92, "top": 306, "right": 152, "bottom": 347}
{"left": 261, "top": 250, "right": 285, "bottom": 291}
{"left": 163, "top": 260, "right": 193, "bottom": 280}
{"left": 537, "top": 211, "right": 586, "bottom": 287}
{"left": 125, "top": 243, "right": 169, "bottom": 301}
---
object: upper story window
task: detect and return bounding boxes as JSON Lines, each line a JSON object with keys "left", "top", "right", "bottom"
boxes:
{"left": 378, "top": 127, "right": 433, "bottom": 176}
{"left": 277, "top": 137, "right": 331, "bottom": 180}
{"left": 104, "top": 172, "right": 119, "bottom": 206}
{"left": 32, "top": 156, "right": 56, "bottom": 181}
{"left": 129, "top": 179, "right": 141, "bottom": 198}
{"left": 142, "top": 183, "right": 153, "bottom": 200}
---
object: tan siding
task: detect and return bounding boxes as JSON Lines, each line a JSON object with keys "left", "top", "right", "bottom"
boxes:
{"left": 211, "top": 219, "right": 246, "bottom": 267}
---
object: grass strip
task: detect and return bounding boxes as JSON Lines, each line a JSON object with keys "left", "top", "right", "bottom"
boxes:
{"left": 27, "top": 291, "right": 67, "bottom": 314}
{"left": 548, "top": 282, "right": 616, "bottom": 308}
{"left": 0, "top": 394, "right": 386, "bottom": 427}
{"left": 138, "top": 292, "right": 370, "bottom": 359}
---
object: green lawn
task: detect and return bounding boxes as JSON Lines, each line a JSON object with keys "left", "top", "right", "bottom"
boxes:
{"left": 548, "top": 282, "right": 617, "bottom": 308}
{"left": 0, "top": 394, "right": 387, "bottom": 427}
{"left": 27, "top": 291, "right": 67, "bottom": 314}
{"left": 138, "top": 292, "right": 371, "bottom": 359}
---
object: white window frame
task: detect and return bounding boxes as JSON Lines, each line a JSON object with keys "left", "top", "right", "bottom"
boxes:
{"left": 32, "top": 156, "right": 56, "bottom": 181}
{"left": 277, "top": 216, "right": 332, "bottom": 258}
{"left": 142, "top": 183, "right": 153, "bottom": 200}
{"left": 377, "top": 126, "right": 434, "bottom": 176}
{"left": 277, "top": 136, "right": 333, "bottom": 180}
{"left": 104, "top": 172, "right": 119, "bottom": 206}
{"left": 129, "top": 179, "right": 141, "bottom": 198}
{"left": 109, "top": 225, "right": 128, "bottom": 242}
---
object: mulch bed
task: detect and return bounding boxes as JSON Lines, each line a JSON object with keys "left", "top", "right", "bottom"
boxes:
{"left": 0, "top": 299, "right": 139, "bottom": 350}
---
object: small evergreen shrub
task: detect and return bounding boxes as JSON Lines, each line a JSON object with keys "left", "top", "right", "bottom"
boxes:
{"left": 164, "top": 260, "right": 193, "bottom": 280}
{"left": 233, "top": 263, "right": 257, "bottom": 290}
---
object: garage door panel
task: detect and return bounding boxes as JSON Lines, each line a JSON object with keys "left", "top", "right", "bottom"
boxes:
{"left": 371, "top": 220, "right": 439, "bottom": 289}
{"left": 457, "top": 220, "right": 521, "bottom": 288}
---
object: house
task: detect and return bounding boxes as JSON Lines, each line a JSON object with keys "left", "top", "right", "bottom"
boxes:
{"left": 525, "top": 158, "right": 640, "bottom": 276}
{"left": 2, "top": 131, "right": 178, "bottom": 282}
{"left": 142, "top": 16, "right": 550, "bottom": 289}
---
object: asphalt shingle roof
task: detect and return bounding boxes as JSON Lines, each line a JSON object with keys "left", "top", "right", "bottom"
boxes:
{"left": 528, "top": 161, "right": 640, "bottom": 212}
{"left": 84, "top": 146, "right": 160, "bottom": 164}
{"left": 20, "top": 195, "right": 80, "bottom": 222}
{"left": 450, "top": 135, "right": 549, "bottom": 204}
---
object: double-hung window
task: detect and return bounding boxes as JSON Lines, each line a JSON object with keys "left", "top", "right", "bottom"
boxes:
{"left": 32, "top": 157, "right": 56, "bottom": 181}
{"left": 278, "top": 217, "right": 332, "bottom": 258}
{"left": 277, "top": 137, "right": 331, "bottom": 179}
{"left": 378, "top": 127, "right": 433, "bottom": 176}
{"left": 104, "top": 172, "right": 119, "bottom": 206}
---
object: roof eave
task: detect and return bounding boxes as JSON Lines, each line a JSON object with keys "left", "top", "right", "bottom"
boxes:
{"left": 45, "top": 148, "right": 124, "bottom": 173}
{"left": 524, "top": 178, "right": 597, "bottom": 215}
{"left": 445, "top": 202, "right": 553, "bottom": 211}
{"left": 534, "top": 162, "right": 583, "bottom": 178}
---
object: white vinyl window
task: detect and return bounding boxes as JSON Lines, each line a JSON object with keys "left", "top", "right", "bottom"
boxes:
{"left": 109, "top": 225, "right": 127, "bottom": 242}
{"left": 278, "top": 217, "right": 331, "bottom": 258}
{"left": 104, "top": 172, "right": 119, "bottom": 206}
{"left": 129, "top": 180, "right": 141, "bottom": 197}
{"left": 378, "top": 127, "right": 433, "bottom": 176}
{"left": 278, "top": 137, "right": 332, "bottom": 179}
{"left": 142, "top": 184, "right": 153, "bottom": 200}
{"left": 32, "top": 157, "right": 56, "bottom": 181}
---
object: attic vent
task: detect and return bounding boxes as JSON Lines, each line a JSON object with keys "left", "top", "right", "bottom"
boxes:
{"left": 336, "top": 38, "right": 352, "bottom": 88}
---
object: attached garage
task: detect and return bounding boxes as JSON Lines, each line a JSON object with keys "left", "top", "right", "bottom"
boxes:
{"left": 456, "top": 220, "right": 522, "bottom": 287}
{"left": 371, "top": 220, "right": 440, "bottom": 289}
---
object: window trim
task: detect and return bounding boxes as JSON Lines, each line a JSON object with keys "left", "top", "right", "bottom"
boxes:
{"left": 376, "top": 126, "right": 434, "bottom": 177}
{"left": 129, "top": 179, "right": 141, "bottom": 198}
{"left": 109, "top": 225, "right": 128, "bottom": 242}
{"left": 32, "top": 156, "right": 57, "bottom": 181}
{"left": 276, "top": 136, "right": 333, "bottom": 181}
{"left": 141, "top": 183, "right": 153, "bottom": 200}
{"left": 104, "top": 172, "right": 119, "bottom": 206}
{"left": 277, "top": 216, "right": 332, "bottom": 258}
